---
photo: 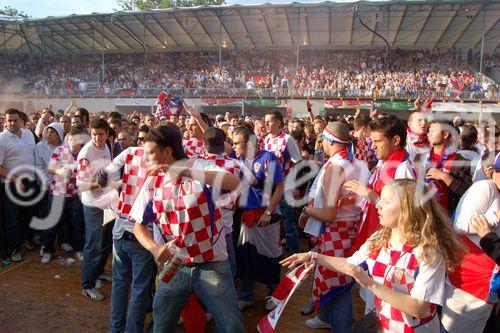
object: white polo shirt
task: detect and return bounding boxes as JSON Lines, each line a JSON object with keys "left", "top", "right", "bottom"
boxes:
{"left": 0, "top": 128, "right": 36, "bottom": 182}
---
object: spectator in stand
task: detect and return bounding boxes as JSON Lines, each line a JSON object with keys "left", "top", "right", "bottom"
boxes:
{"left": 0, "top": 108, "right": 37, "bottom": 262}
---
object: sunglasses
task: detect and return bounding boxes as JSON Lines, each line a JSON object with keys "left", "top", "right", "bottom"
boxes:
{"left": 137, "top": 137, "right": 145, "bottom": 141}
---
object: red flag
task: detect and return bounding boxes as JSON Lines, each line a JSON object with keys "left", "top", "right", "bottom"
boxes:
{"left": 181, "top": 294, "right": 206, "bottom": 333}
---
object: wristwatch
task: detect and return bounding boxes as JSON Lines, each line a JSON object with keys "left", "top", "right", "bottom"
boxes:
{"left": 264, "top": 210, "right": 272, "bottom": 216}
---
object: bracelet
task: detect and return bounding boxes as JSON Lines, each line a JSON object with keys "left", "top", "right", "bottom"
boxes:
{"left": 302, "top": 206, "right": 309, "bottom": 216}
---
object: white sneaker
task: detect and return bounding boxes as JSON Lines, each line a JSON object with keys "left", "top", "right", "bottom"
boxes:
{"left": 264, "top": 296, "right": 279, "bottom": 311}
{"left": 60, "top": 243, "right": 74, "bottom": 253}
{"left": 41, "top": 252, "right": 52, "bottom": 264}
{"left": 98, "top": 272, "right": 112, "bottom": 282}
{"left": 95, "top": 279, "right": 103, "bottom": 289}
{"left": 238, "top": 300, "right": 255, "bottom": 311}
{"left": 305, "top": 316, "right": 331, "bottom": 329}
{"left": 82, "top": 288, "right": 104, "bottom": 301}
{"left": 11, "top": 250, "right": 22, "bottom": 262}
{"left": 75, "top": 251, "right": 84, "bottom": 262}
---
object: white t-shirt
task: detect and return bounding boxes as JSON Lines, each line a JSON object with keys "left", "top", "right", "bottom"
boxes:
{"left": 394, "top": 160, "right": 417, "bottom": 180}
{"left": 76, "top": 141, "right": 112, "bottom": 206}
{"left": 406, "top": 141, "right": 430, "bottom": 163}
{"left": 0, "top": 128, "right": 36, "bottom": 181}
{"left": 453, "top": 179, "right": 500, "bottom": 246}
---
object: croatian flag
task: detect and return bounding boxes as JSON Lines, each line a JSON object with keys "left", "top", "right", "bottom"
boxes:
{"left": 257, "top": 262, "right": 314, "bottom": 333}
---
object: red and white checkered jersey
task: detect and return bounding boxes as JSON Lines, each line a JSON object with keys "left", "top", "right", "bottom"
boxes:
{"left": 256, "top": 135, "right": 265, "bottom": 150}
{"left": 354, "top": 137, "right": 376, "bottom": 169}
{"left": 106, "top": 147, "right": 148, "bottom": 218}
{"left": 313, "top": 221, "right": 357, "bottom": 308}
{"left": 348, "top": 239, "right": 444, "bottom": 333}
{"left": 130, "top": 166, "right": 227, "bottom": 264}
{"left": 264, "top": 132, "right": 301, "bottom": 176}
{"left": 48, "top": 144, "right": 78, "bottom": 197}
{"left": 183, "top": 137, "right": 207, "bottom": 159}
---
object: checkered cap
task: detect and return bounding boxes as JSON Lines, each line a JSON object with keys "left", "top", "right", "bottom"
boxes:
{"left": 117, "top": 147, "right": 149, "bottom": 218}
{"left": 49, "top": 144, "right": 78, "bottom": 197}
{"left": 152, "top": 174, "right": 222, "bottom": 263}
{"left": 183, "top": 138, "right": 207, "bottom": 159}
{"left": 367, "top": 244, "right": 437, "bottom": 332}
{"left": 313, "top": 221, "right": 357, "bottom": 306}
{"left": 264, "top": 133, "right": 294, "bottom": 176}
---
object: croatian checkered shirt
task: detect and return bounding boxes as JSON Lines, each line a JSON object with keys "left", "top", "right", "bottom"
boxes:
{"left": 135, "top": 165, "right": 223, "bottom": 264}
{"left": 183, "top": 137, "right": 207, "bottom": 159}
{"left": 264, "top": 132, "right": 297, "bottom": 176}
{"left": 354, "top": 137, "right": 376, "bottom": 169}
{"left": 106, "top": 147, "right": 148, "bottom": 218}
{"left": 48, "top": 144, "right": 78, "bottom": 197}
{"left": 313, "top": 221, "right": 357, "bottom": 306}
{"left": 367, "top": 243, "right": 437, "bottom": 332}
{"left": 203, "top": 154, "right": 242, "bottom": 211}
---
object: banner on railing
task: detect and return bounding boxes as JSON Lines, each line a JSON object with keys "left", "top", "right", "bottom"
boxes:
{"left": 373, "top": 100, "right": 414, "bottom": 111}
{"left": 432, "top": 102, "right": 500, "bottom": 114}
{"left": 200, "top": 97, "right": 243, "bottom": 106}
{"left": 115, "top": 98, "right": 156, "bottom": 107}
{"left": 244, "top": 99, "right": 283, "bottom": 107}
{"left": 324, "top": 99, "right": 372, "bottom": 109}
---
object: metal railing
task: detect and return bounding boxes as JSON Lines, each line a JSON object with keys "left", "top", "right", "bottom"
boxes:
{"left": 6, "top": 86, "right": 499, "bottom": 101}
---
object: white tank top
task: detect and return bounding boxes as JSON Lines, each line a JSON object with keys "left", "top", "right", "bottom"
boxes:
{"left": 312, "top": 154, "right": 370, "bottom": 222}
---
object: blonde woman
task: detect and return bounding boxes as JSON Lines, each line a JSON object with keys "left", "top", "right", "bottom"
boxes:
{"left": 282, "top": 179, "right": 464, "bottom": 333}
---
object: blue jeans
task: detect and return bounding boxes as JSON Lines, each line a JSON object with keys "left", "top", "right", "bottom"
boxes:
{"left": 82, "top": 205, "right": 112, "bottom": 289}
{"left": 109, "top": 237, "right": 154, "bottom": 333}
{"left": 152, "top": 260, "right": 245, "bottom": 333}
{"left": 318, "top": 286, "right": 353, "bottom": 333}
{"left": 226, "top": 233, "right": 236, "bottom": 279}
{"left": 40, "top": 195, "right": 84, "bottom": 253}
{"left": 2, "top": 180, "right": 39, "bottom": 251}
{"left": 280, "top": 199, "right": 300, "bottom": 253}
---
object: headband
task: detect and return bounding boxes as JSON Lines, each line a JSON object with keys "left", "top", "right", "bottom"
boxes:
{"left": 322, "top": 127, "right": 354, "bottom": 160}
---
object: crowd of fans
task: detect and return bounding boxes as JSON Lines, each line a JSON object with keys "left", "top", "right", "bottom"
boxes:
{"left": 0, "top": 98, "right": 499, "bottom": 332}
{"left": 0, "top": 49, "right": 495, "bottom": 99}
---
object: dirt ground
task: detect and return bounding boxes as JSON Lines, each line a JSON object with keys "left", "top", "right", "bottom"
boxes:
{"left": 0, "top": 248, "right": 363, "bottom": 333}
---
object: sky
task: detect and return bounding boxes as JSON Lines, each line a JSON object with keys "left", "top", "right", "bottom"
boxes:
{"left": 2, "top": 0, "right": 370, "bottom": 19}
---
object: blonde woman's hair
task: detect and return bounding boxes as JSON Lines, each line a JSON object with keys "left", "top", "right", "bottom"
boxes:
{"left": 369, "top": 179, "right": 465, "bottom": 272}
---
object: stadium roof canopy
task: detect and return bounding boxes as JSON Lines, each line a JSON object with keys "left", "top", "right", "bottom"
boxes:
{"left": 1, "top": 0, "right": 498, "bottom": 56}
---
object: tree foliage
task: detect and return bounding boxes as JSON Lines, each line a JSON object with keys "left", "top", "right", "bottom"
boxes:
{"left": 0, "top": 5, "right": 30, "bottom": 18}
{"left": 117, "top": 0, "right": 226, "bottom": 11}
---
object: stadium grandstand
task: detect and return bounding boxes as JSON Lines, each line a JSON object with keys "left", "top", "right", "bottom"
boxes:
{"left": 0, "top": 0, "right": 498, "bottom": 111}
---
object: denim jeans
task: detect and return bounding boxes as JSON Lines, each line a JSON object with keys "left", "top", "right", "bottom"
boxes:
{"left": 279, "top": 199, "right": 300, "bottom": 254}
{"left": 40, "top": 195, "right": 84, "bottom": 253}
{"left": 225, "top": 233, "right": 236, "bottom": 279}
{"left": 152, "top": 260, "right": 245, "bottom": 333}
{"left": 109, "top": 237, "right": 154, "bottom": 333}
{"left": 317, "top": 286, "right": 353, "bottom": 333}
{"left": 2, "top": 180, "right": 39, "bottom": 252}
{"left": 81, "top": 205, "right": 113, "bottom": 289}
